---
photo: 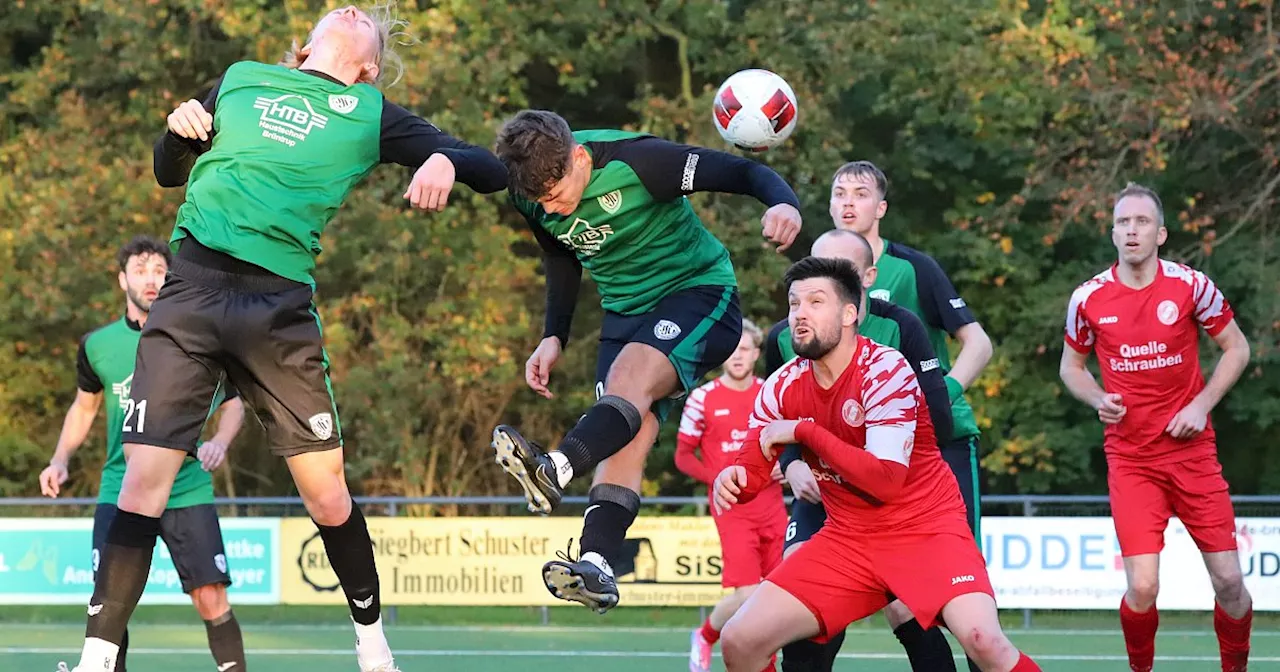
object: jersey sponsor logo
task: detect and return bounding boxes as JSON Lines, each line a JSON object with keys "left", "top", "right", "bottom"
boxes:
{"left": 328, "top": 94, "right": 359, "bottom": 114}
{"left": 869, "top": 289, "right": 890, "bottom": 301}
{"left": 597, "top": 190, "right": 623, "bottom": 214}
{"left": 681, "top": 152, "right": 699, "bottom": 193}
{"left": 556, "top": 217, "right": 614, "bottom": 256}
{"left": 253, "top": 94, "right": 329, "bottom": 147}
{"left": 951, "top": 574, "right": 975, "bottom": 585}
{"left": 714, "top": 408, "right": 731, "bottom": 417}
{"left": 308, "top": 412, "right": 334, "bottom": 441}
{"left": 214, "top": 553, "right": 228, "bottom": 574}
{"left": 719, "top": 428, "right": 750, "bottom": 454}
{"left": 920, "top": 358, "right": 940, "bottom": 373}
{"left": 1157, "top": 299, "right": 1180, "bottom": 326}
{"left": 1098, "top": 315, "right": 1119, "bottom": 324}
{"left": 949, "top": 298, "right": 967, "bottom": 309}
{"left": 654, "top": 320, "right": 682, "bottom": 341}
{"left": 111, "top": 373, "right": 134, "bottom": 410}
{"left": 1110, "top": 340, "right": 1184, "bottom": 372}
{"left": 841, "top": 399, "right": 865, "bottom": 428}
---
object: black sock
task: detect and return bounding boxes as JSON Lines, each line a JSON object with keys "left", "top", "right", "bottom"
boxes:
{"left": 315, "top": 503, "right": 381, "bottom": 625}
{"left": 205, "top": 609, "right": 246, "bottom": 671}
{"left": 115, "top": 628, "right": 128, "bottom": 672}
{"left": 86, "top": 511, "right": 159, "bottom": 647}
{"left": 578, "top": 484, "right": 640, "bottom": 569}
{"left": 894, "top": 619, "right": 957, "bottom": 672}
{"left": 557, "top": 395, "right": 643, "bottom": 475}
{"left": 781, "top": 629, "right": 844, "bottom": 672}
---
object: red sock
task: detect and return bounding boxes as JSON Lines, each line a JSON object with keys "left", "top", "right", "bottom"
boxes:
{"left": 1011, "top": 651, "right": 1042, "bottom": 671}
{"left": 1214, "top": 601, "right": 1251, "bottom": 672}
{"left": 1119, "top": 597, "right": 1158, "bottom": 672}
{"left": 700, "top": 618, "right": 720, "bottom": 645}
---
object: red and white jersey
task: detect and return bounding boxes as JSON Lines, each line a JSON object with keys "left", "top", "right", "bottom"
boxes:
{"left": 1064, "top": 259, "right": 1235, "bottom": 464}
{"left": 679, "top": 377, "right": 783, "bottom": 517}
{"left": 752, "top": 336, "right": 965, "bottom": 535}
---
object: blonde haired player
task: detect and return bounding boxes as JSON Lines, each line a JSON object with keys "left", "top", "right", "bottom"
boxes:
{"left": 60, "top": 4, "right": 506, "bottom": 672}
{"left": 676, "top": 319, "right": 787, "bottom": 672}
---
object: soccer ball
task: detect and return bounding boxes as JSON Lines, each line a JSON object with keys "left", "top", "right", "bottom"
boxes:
{"left": 712, "top": 69, "right": 799, "bottom": 152}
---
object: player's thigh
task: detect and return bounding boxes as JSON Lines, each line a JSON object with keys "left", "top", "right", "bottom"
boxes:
{"left": 159, "top": 505, "right": 231, "bottom": 596}
{"left": 878, "top": 522, "right": 993, "bottom": 631}
{"left": 767, "top": 529, "right": 887, "bottom": 642}
{"left": 784, "top": 499, "right": 828, "bottom": 557}
{"left": 91, "top": 503, "right": 118, "bottom": 582}
{"left": 940, "top": 436, "right": 981, "bottom": 538}
{"left": 124, "top": 273, "right": 228, "bottom": 454}
{"left": 1168, "top": 454, "right": 1238, "bottom": 554}
{"left": 722, "top": 580, "right": 822, "bottom": 657}
{"left": 223, "top": 285, "right": 342, "bottom": 457}
{"left": 1107, "top": 461, "right": 1174, "bottom": 557}
{"left": 717, "top": 514, "right": 766, "bottom": 589}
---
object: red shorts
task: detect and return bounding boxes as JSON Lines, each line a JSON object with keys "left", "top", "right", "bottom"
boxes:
{"left": 1108, "top": 454, "right": 1237, "bottom": 556}
{"left": 715, "top": 506, "right": 787, "bottom": 588}
{"left": 766, "top": 518, "right": 992, "bottom": 641}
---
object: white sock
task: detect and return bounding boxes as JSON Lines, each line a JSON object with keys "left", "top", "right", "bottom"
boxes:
{"left": 78, "top": 637, "right": 119, "bottom": 672}
{"left": 549, "top": 451, "right": 573, "bottom": 488}
{"left": 581, "top": 551, "right": 614, "bottom": 577}
{"left": 353, "top": 617, "right": 393, "bottom": 670}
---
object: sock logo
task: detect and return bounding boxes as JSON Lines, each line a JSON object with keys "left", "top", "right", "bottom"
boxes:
{"left": 352, "top": 595, "right": 374, "bottom": 609}
{"left": 87, "top": 603, "right": 103, "bottom": 616}
{"left": 217, "top": 663, "right": 239, "bottom": 671}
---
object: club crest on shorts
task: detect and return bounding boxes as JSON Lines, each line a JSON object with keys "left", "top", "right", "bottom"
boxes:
{"left": 654, "top": 320, "right": 682, "bottom": 341}
{"left": 841, "top": 399, "right": 865, "bottom": 427}
{"left": 214, "top": 553, "right": 227, "bottom": 574}
{"left": 1156, "top": 300, "right": 1179, "bottom": 325}
{"left": 308, "top": 412, "right": 334, "bottom": 440}
{"left": 328, "top": 94, "right": 358, "bottom": 114}
{"left": 597, "top": 190, "right": 622, "bottom": 214}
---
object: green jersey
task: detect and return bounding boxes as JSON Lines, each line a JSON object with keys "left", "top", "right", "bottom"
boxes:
{"left": 77, "top": 318, "right": 231, "bottom": 508}
{"left": 158, "top": 61, "right": 506, "bottom": 285}
{"left": 867, "top": 240, "right": 981, "bottom": 439}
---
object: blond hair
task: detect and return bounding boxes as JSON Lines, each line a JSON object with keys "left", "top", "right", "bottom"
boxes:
{"left": 280, "top": 1, "right": 413, "bottom": 87}
{"left": 741, "top": 318, "right": 764, "bottom": 348}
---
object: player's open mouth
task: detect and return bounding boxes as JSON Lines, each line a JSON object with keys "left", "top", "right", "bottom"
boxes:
{"left": 840, "top": 212, "right": 856, "bottom": 222}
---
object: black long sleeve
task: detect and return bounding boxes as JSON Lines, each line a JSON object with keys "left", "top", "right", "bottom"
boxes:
{"left": 153, "top": 76, "right": 222, "bottom": 187}
{"left": 522, "top": 212, "right": 582, "bottom": 346}
{"left": 379, "top": 102, "right": 507, "bottom": 193}
{"left": 594, "top": 136, "right": 801, "bottom": 208}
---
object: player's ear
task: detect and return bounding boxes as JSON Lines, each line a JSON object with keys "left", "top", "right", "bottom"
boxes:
{"left": 843, "top": 302, "right": 858, "bottom": 329}
{"left": 1156, "top": 225, "right": 1168, "bottom": 246}
{"left": 876, "top": 198, "right": 888, "bottom": 220}
{"left": 358, "top": 61, "right": 379, "bottom": 85}
{"left": 118, "top": 271, "right": 128, "bottom": 293}
{"left": 863, "top": 266, "right": 878, "bottom": 289}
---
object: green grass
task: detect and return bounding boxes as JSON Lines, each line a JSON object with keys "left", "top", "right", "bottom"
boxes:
{"left": 5, "top": 606, "right": 1279, "bottom": 671}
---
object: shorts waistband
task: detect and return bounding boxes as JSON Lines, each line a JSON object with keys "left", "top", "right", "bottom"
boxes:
{"left": 173, "top": 241, "right": 307, "bottom": 294}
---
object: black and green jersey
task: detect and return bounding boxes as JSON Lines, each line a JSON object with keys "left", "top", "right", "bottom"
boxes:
{"left": 765, "top": 298, "right": 954, "bottom": 441}
{"left": 518, "top": 131, "right": 799, "bottom": 343}
{"left": 76, "top": 318, "right": 234, "bottom": 509}
{"left": 154, "top": 61, "right": 506, "bottom": 285}
{"left": 866, "top": 240, "right": 981, "bottom": 439}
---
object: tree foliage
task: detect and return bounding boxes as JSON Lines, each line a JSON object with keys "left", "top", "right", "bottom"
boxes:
{"left": 1, "top": 0, "right": 1276, "bottom": 504}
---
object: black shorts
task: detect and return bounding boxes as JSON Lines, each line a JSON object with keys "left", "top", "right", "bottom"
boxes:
{"left": 595, "top": 285, "right": 742, "bottom": 422}
{"left": 122, "top": 246, "right": 341, "bottom": 457}
{"left": 783, "top": 439, "right": 983, "bottom": 551}
{"left": 93, "top": 503, "right": 230, "bottom": 593}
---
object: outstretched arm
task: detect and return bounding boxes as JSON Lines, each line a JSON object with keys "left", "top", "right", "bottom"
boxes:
{"left": 381, "top": 102, "right": 507, "bottom": 193}
{"left": 613, "top": 136, "right": 800, "bottom": 208}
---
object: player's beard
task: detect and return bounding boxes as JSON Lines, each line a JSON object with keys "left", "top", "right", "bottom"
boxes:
{"left": 724, "top": 363, "right": 753, "bottom": 382}
{"left": 792, "top": 323, "right": 840, "bottom": 360}
{"left": 126, "top": 286, "right": 155, "bottom": 314}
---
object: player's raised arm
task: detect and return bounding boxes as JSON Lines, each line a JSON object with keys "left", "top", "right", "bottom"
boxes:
{"left": 381, "top": 101, "right": 507, "bottom": 211}
{"left": 154, "top": 76, "right": 222, "bottom": 187}
{"left": 610, "top": 137, "right": 802, "bottom": 251}
{"left": 39, "top": 336, "right": 106, "bottom": 497}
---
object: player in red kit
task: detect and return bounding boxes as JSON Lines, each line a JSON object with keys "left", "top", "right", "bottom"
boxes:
{"left": 677, "top": 318, "right": 788, "bottom": 672}
{"left": 711, "top": 257, "right": 1040, "bottom": 672}
{"left": 1059, "top": 183, "right": 1253, "bottom": 672}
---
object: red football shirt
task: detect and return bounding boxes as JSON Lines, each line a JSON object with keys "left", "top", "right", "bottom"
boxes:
{"left": 738, "top": 336, "right": 966, "bottom": 536}
{"left": 1064, "top": 259, "right": 1235, "bottom": 465}
{"left": 677, "top": 377, "right": 783, "bottom": 517}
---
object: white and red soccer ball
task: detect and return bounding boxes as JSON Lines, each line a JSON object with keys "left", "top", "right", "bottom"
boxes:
{"left": 712, "top": 69, "right": 798, "bottom": 152}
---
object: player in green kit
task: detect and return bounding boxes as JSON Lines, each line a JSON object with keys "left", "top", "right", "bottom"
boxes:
{"left": 64, "top": 6, "right": 506, "bottom": 672}
{"left": 490, "top": 110, "right": 802, "bottom": 612}
{"left": 763, "top": 230, "right": 961, "bottom": 672}
{"left": 41, "top": 236, "right": 247, "bottom": 672}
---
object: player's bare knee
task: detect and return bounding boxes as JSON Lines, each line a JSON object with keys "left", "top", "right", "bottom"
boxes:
{"left": 1210, "top": 566, "right": 1246, "bottom": 605}
{"left": 304, "top": 486, "right": 354, "bottom": 527}
{"left": 1127, "top": 576, "right": 1159, "bottom": 609}
{"left": 955, "top": 625, "right": 1014, "bottom": 666}
{"left": 189, "top": 584, "right": 230, "bottom": 621}
{"left": 719, "top": 621, "right": 760, "bottom": 669}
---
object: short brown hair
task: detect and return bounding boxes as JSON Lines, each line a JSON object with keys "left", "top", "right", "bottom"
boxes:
{"left": 832, "top": 160, "right": 888, "bottom": 200}
{"left": 117, "top": 235, "right": 171, "bottom": 272}
{"left": 1115, "top": 182, "right": 1164, "bottom": 225}
{"left": 495, "top": 110, "right": 576, "bottom": 200}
